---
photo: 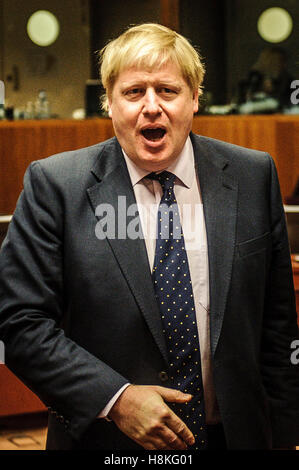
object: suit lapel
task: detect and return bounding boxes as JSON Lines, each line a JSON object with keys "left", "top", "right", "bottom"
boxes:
{"left": 87, "top": 139, "right": 169, "bottom": 364}
{"left": 86, "top": 135, "right": 238, "bottom": 362}
{"left": 191, "top": 134, "right": 238, "bottom": 357}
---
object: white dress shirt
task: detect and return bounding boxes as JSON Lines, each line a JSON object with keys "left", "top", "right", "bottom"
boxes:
{"left": 100, "top": 136, "right": 220, "bottom": 424}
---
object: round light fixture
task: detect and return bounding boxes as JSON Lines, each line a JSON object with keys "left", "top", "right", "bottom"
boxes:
{"left": 257, "top": 7, "right": 293, "bottom": 43}
{"left": 27, "top": 10, "right": 60, "bottom": 47}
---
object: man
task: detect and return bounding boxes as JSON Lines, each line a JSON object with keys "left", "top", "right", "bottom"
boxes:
{"left": 0, "top": 23, "right": 298, "bottom": 451}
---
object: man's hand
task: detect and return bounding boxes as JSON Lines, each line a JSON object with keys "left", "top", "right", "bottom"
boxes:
{"left": 108, "top": 384, "right": 195, "bottom": 450}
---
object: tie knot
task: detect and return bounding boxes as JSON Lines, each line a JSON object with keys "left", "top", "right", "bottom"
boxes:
{"left": 146, "top": 171, "right": 176, "bottom": 191}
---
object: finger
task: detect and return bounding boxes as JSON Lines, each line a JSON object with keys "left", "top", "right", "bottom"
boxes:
{"left": 148, "top": 417, "right": 191, "bottom": 450}
{"left": 137, "top": 432, "right": 177, "bottom": 451}
{"left": 152, "top": 387, "right": 195, "bottom": 446}
{"left": 140, "top": 432, "right": 187, "bottom": 451}
{"left": 154, "top": 386, "right": 193, "bottom": 404}
{"left": 159, "top": 427, "right": 189, "bottom": 450}
{"left": 135, "top": 413, "right": 188, "bottom": 450}
{"left": 141, "top": 441, "right": 160, "bottom": 450}
{"left": 164, "top": 408, "right": 195, "bottom": 447}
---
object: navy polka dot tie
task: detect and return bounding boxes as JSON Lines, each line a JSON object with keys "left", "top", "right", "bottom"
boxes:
{"left": 148, "top": 171, "right": 207, "bottom": 450}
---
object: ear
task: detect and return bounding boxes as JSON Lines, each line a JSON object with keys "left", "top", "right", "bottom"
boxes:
{"left": 106, "top": 89, "right": 114, "bottom": 118}
{"left": 193, "top": 89, "right": 199, "bottom": 114}
{"left": 108, "top": 98, "right": 112, "bottom": 118}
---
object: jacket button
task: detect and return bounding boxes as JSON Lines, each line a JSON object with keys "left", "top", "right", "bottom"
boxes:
{"left": 158, "top": 371, "right": 169, "bottom": 382}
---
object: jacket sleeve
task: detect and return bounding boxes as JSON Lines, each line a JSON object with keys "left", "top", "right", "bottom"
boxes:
{"left": 260, "top": 155, "right": 299, "bottom": 447}
{"left": 0, "top": 161, "right": 128, "bottom": 441}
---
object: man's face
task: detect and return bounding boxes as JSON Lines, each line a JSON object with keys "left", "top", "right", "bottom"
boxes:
{"left": 108, "top": 61, "right": 199, "bottom": 172}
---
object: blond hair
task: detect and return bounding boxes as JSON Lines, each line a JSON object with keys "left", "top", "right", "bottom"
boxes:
{"left": 98, "top": 23, "right": 205, "bottom": 112}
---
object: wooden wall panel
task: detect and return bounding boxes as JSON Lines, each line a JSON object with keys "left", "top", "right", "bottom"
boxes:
{"left": 0, "top": 119, "right": 115, "bottom": 215}
{"left": 0, "top": 115, "right": 298, "bottom": 216}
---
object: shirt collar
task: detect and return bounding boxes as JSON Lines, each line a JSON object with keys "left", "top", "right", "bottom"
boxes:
{"left": 122, "top": 136, "right": 195, "bottom": 189}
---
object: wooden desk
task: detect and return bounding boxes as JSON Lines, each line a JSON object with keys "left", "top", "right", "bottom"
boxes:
{"left": 0, "top": 366, "right": 46, "bottom": 417}
{"left": 0, "top": 115, "right": 299, "bottom": 214}
{"left": 0, "top": 220, "right": 47, "bottom": 417}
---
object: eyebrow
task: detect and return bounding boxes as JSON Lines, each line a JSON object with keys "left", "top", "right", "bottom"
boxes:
{"left": 120, "top": 79, "right": 182, "bottom": 90}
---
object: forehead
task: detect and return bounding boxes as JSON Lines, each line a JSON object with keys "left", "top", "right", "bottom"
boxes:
{"left": 113, "top": 61, "right": 186, "bottom": 87}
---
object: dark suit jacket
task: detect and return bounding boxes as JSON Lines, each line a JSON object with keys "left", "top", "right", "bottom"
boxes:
{"left": 0, "top": 133, "right": 298, "bottom": 450}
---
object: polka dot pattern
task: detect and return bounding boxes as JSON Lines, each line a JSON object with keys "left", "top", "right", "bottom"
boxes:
{"left": 148, "top": 171, "right": 207, "bottom": 450}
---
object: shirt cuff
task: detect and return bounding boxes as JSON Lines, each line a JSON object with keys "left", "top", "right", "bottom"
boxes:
{"left": 98, "top": 383, "right": 131, "bottom": 420}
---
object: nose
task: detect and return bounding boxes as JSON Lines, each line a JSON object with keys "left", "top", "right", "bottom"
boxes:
{"left": 142, "top": 89, "right": 162, "bottom": 116}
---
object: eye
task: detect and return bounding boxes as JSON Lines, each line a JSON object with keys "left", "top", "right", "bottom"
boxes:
{"left": 125, "top": 88, "right": 144, "bottom": 98}
{"left": 158, "top": 87, "right": 178, "bottom": 98}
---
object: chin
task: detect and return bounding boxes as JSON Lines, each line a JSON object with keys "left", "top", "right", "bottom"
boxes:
{"left": 140, "top": 157, "right": 171, "bottom": 172}
{"left": 141, "top": 151, "right": 175, "bottom": 169}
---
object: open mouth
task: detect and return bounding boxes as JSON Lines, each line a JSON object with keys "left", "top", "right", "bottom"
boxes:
{"left": 141, "top": 128, "right": 166, "bottom": 142}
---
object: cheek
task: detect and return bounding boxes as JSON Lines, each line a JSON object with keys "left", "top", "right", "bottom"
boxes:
{"left": 115, "top": 117, "right": 137, "bottom": 137}
{"left": 113, "top": 105, "right": 139, "bottom": 129}
{"left": 111, "top": 112, "right": 139, "bottom": 148}
{"left": 170, "top": 112, "right": 192, "bottom": 131}
{"left": 168, "top": 100, "right": 194, "bottom": 123}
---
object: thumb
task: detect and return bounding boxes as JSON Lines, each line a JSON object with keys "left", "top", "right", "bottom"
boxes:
{"left": 153, "top": 386, "right": 193, "bottom": 403}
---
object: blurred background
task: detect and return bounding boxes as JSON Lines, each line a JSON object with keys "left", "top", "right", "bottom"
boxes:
{"left": 0, "top": 0, "right": 298, "bottom": 118}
